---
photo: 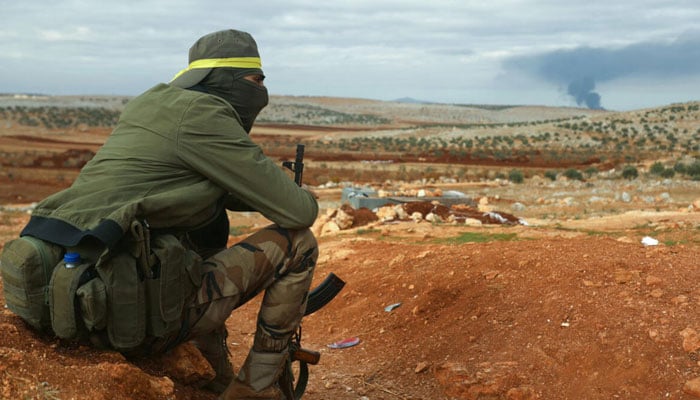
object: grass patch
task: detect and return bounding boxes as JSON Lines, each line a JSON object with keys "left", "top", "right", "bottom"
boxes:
{"left": 663, "top": 240, "right": 683, "bottom": 246}
{"left": 435, "top": 231, "right": 518, "bottom": 244}
{"left": 552, "top": 225, "right": 619, "bottom": 237}
{"left": 356, "top": 228, "right": 380, "bottom": 235}
{"left": 583, "top": 230, "right": 609, "bottom": 236}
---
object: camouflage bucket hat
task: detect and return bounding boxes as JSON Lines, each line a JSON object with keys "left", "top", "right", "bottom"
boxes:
{"left": 170, "top": 29, "right": 263, "bottom": 88}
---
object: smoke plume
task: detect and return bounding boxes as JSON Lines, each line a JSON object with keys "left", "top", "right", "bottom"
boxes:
{"left": 503, "top": 33, "right": 700, "bottom": 109}
{"left": 567, "top": 77, "right": 601, "bottom": 109}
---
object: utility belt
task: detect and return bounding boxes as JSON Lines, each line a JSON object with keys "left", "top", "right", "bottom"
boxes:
{"left": 1, "top": 220, "right": 203, "bottom": 352}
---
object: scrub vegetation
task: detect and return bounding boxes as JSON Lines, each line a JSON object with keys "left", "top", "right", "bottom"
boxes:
{"left": 1, "top": 96, "right": 699, "bottom": 200}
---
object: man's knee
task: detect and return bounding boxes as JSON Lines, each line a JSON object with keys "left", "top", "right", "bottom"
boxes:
{"left": 294, "top": 228, "right": 317, "bottom": 251}
{"left": 291, "top": 228, "right": 317, "bottom": 272}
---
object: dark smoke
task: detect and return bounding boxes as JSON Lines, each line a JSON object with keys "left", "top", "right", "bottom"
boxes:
{"left": 567, "top": 77, "right": 602, "bottom": 109}
{"left": 502, "top": 33, "right": 700, "bottom": 109}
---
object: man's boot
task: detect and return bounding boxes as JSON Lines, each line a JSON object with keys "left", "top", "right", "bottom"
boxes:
{"left": 219, "top": 349, "right": 288, "bottom": 400}
{"left": 191, "top": 326, "right": 235, "bottom": 394}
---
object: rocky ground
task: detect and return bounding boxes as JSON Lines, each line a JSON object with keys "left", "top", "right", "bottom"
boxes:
{"left": 2, "top": 175, "right": 700, "bottom": 400}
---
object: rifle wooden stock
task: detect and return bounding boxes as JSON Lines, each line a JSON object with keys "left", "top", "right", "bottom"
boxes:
{"left": 292, "top": 348, "right": 321, "bottom": 365}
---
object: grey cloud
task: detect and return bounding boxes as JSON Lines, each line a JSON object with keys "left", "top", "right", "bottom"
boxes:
{"left": 2, "top": 0, "right": 700, "bottom": 109}
{"left": 503, "top": 33, "right": 700, "bottom": 108}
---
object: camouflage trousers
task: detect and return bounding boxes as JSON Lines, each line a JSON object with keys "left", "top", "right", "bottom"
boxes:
{"left": 185, "top": 224, "right": 318, "bottom": 352}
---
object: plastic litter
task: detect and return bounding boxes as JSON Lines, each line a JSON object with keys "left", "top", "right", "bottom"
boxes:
{"left": 384, "top": 302, "right": 402, "bottom": 312}
{"left": 327, "top": 337, "right": 361, "bottom": 349}
{"left": 641, "top": 236, "right": 659, "bottom": 246}
{"left": 485, "top": 212, "right": 508, "bottom": 224}
{"left": 442, "top": 190, "right": 467, "bottom": 198}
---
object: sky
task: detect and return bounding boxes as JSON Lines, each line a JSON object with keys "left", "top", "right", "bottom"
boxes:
{"left": 1, "top": 0, "right": 699, "bottom": 111}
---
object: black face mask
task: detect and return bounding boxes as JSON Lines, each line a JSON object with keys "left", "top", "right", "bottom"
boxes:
{"left": 227, "top": 78, "right": 269, "bottom": 133}
{"left": 196, "top": 69, "right": 269, "bottom": 133}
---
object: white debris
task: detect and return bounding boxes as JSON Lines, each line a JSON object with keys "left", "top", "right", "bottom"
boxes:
{"left": 641, "top": 236, "right": 659, "bottom": 246}
{"left": 484, "top": 212, "right": 508, "bottom": 224}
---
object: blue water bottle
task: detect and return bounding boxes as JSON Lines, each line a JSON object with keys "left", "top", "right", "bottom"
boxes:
{"left": 64, "top": 252, "right": 81, "bottom": 269}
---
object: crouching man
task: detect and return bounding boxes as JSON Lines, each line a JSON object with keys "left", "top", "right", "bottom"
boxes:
{"left": 1, "top": 29, "right": 317, "bottom": 399}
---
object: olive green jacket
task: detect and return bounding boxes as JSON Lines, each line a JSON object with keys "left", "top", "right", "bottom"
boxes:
{"left": 22, "top": 84, "right": 317, "bottom": 248}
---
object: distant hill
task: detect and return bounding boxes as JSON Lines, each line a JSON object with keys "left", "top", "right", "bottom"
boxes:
{"left": 0, "top": 93, "right": 698, "bottom": 192}
{"left": 393, "top": 97, "right": 431, "bottom": 104}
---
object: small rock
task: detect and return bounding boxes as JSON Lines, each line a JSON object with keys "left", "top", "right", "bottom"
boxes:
{"left": 334, "top": 207, "right": 354, "bottom": 229}
{"left": 389, "top": 254, "right": 405, "bottom": 267}
{"left": 506, "top": 385, "right": 537, "bottom": 400}
{"left": 425, "top": 212, "right": 442, "bottom": 223}
{"left": 464, "top": 218, "right": 483, "bottom": 227}
{"left": 321, "top": 221, "right": 341, "bottom": 236}
{"left": 149, "top": 376, "right": 175, "bottom": 398}
{"left": 681, "top": 328, "right": 700, "bottom": 352}
{"left": 614, "top": 269, "right": 636, "bottom": 284}
{"left": 375, "top": 206, "right": 397, "bottom": 221}
{"left": 483, "top": 270, "right": 500, "bottom": 280}
{"left": 684, "top": 376, "right": 700, "bottom": 397}
{"left": 478, "top": 197, "right": 492, "bottom": 212}
{"left": 410, "top": 212, "right": 423, "bottom": 222}
{"left": 645, "top": 276, "right": 663, "bottom": 286}
{"left": 96, "top": 362, "right": 175, "bottom": 398}
{"left": 395, "top": 204, "right": 409, "bottom": 220}
{"left": 511, "top": 202, "right": 526, "bottom": 211}
{"left": 311, "top": 215, "right": 331, "bottom": 237}
{"left": 415, "top": 361, "right": 430, "bottom": 373}
{"left": 157, "top": 342, "right": 215, "bottom": 386}
{"left": 560, "top": 197, "right": 575, "bottom": 206}
{"left": 0, "top": 323, "right": 19, "bottom": 335}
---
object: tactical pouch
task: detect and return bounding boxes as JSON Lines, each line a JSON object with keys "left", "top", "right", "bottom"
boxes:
{"left": 0, "top": 236, "right": 64, "bottom": 330}
{"left": 96, "top": 250, "right": 146, "bottom": 351}
{"left": 48, "top": 260, "right": 94, "bottom": 339}
{"left": 76, "top": 277, "right": 107, "bottom": 332}
{"left": 146, "top": 234, "right": 202, "bottom": 338}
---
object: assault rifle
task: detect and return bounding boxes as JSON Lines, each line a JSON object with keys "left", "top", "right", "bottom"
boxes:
{"left": 281, "top": 144, "right": 346, "bottom": 399}
{"left": 282, "top": 143, "right": 305, "bottom": 187}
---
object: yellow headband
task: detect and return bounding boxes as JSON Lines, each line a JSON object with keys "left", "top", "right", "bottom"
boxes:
{"left": 171, "top": 57, "right": 262, "bottom": 80}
